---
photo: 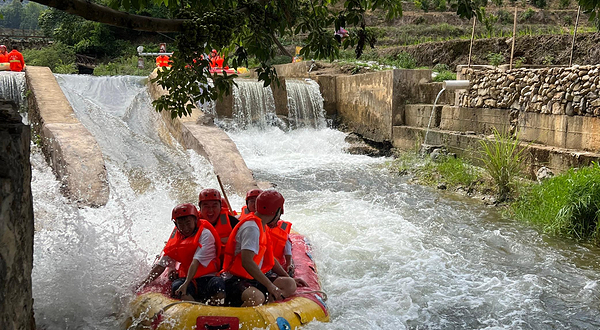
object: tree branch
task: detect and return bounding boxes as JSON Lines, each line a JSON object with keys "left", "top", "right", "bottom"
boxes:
{"left": 271, "top": 33, "right": 293, "bottom": 58}
{"left": 32, "top": 0, "right": 186, "bottom": 32}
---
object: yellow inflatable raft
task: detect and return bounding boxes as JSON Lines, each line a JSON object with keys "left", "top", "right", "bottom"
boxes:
{"left": 125, "top": 233, "right": 329, "bottom": 330}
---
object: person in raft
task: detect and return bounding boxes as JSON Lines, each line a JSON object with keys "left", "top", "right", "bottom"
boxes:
{"left": 198, "top": 189, "right": 239, "bottom": 259}
{"left": 137, "top": 203, "right": 226, "bottom": 304}
{"left": 155, "top": 48, "right": 170, "bottom": 68}
{"left": 7, "top": 45, "right": 25, "bottom": 72}
{"left": 239, "top": 189, "right": 298, "bottom": 277}
{"left": 221, "top": 190, "right": 302, "bottom": 307}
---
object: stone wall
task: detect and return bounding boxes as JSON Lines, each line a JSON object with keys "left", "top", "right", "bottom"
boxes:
{"left": 458, "top": 65, "right": 600, "bottom": 116}
{"left": 0, "top": 102, "right": 35, "bottom": 330}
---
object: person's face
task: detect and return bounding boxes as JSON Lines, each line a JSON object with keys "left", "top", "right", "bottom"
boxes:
{"left": 247, "top": 196, "right": 258, "bottom": 213}
{"left": 174, "top": 215, "right": 197, "bottom": 237}
{"left": 266, "top": 209, "right": 282, "bottom": 229}
{"left": 200, "top": 200, "right": 221, "bottom": 224}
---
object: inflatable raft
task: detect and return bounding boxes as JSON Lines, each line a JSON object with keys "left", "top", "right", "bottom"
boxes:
{"left": 125, "top": 233, "right": 329, "bottom": 330}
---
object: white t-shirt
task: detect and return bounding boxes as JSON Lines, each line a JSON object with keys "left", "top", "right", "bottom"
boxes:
{"left": 158, "top": 228, "right": 217, "bottom": 275}
{"left": 234, "top": 221, "right": 263, "bottom": 268}
{"left": 284, "top": 239, "right": 292, "bottom": 256}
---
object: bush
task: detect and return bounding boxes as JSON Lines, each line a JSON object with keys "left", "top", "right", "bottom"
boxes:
{"left": 519, "top": 8, "right": 535, "bottom": 21}
{"left": 496, "top": 9, "right": 513, "bottom": 25}
{"left": 433, "top": 70, "right": 457, "bottom": 82}
{"left": 559, "top": 0, "right": 571, "bottom": 9}
{"left": 392, "top": 52, "right": 416, "bottom": 69}
{"left": 269, "top": 55, "right": 293, "bottom": 65}
{"left": 93, "top": 55, "right": 155, "bottom": 76}
{"left": 486, "top": 52, "right": 505, "bottom": 66}
{"left": 478, "top": 128, "right": 527, "bottom": 201}
{"left": 511, "top": 163, "right": 600, "bottom": 242}
{"left": 433, "top": 63, "right": 450, "bottom": 72}
{"left": 531, "top": 0, "right": 546, "bottom": 9}
{"left": 22, "top": 43, "right": 76, "bottom": 72}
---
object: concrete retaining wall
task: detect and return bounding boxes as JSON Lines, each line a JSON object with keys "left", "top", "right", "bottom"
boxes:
{"left": 148, "top": 71, "right": 262, "bottom": 196}
{"left": 0, "top": 101, "right": 34, "bottom": 330}
{"left": 26, "top": 66, "right": 109, "bottom": 207}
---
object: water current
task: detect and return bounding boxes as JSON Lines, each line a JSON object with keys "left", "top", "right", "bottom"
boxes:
{"left": 28, "top": 75, "right": 600, "bottom": 330}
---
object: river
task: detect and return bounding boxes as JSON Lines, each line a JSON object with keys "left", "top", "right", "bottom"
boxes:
{"left": 30, "top": 75, "right": 600, "bottom": 330}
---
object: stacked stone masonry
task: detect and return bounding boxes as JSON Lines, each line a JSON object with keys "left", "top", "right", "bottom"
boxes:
{"left": 459, "top": 65, "right": 600, "bottom": 116}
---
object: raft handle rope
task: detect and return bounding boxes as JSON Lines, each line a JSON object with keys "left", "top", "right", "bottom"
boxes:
{"left": 150, "top": 290, "right": 329, "bottom": 325}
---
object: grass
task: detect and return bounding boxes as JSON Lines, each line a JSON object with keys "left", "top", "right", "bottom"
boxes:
{"left": 510, "top": 163, "right": 600, "bottom": 242}
{"left": 478, "top": 128, "right": 528, "bottom": 201}
{"left": 389, "top": 150, "right": 484, "bottom": 191}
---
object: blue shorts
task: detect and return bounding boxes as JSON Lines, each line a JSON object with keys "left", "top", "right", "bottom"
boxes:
{"left": 171, "top": 276, "right": 225, "bottom": 302}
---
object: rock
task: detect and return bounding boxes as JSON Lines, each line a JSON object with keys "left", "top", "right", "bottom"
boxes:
{"left": 552, "top": 102, "right": 564, "bottom": 114}
{"left": 565, "top": 102, "right": 574, "bottom": 116}
{"left": 437, "top": 183, "right": 447, "bottom": 190}
{"left": 484, "top": 99, "right": 497, "bottom": 108}
{"left": 536, "top": 166, "right": 554, "bottom": 182}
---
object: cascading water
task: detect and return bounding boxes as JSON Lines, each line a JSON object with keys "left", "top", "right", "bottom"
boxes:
{"left": 29, "top": 74, "right": 600, "bottom": 330}
{"left": 0, "top": 72, "right": 26, "bottom": 114}
{"left": 31, "top": 75, "right": 245, "bottom": 330}
{"left": 230, "top": 79, "right": 278, "bottom": 129}
{"left": 285, "top": 79, "right": 326, "bottom": 129}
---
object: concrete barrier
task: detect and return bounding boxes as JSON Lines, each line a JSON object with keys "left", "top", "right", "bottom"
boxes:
{"left": 148, "top": 71, "right": 263, "bottom": 196}
{"left": 26, "top": 66, "right": 109, "bottom": 207}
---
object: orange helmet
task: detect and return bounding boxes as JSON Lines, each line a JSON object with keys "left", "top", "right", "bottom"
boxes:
{"left": 171, "top": 203, "right": 198, "bottom": 220}
{"left": 199, "top": 188, "right": 221, "bottom": 203}
{"left": 256, "top": 190, "right": 284, "bottom": 216}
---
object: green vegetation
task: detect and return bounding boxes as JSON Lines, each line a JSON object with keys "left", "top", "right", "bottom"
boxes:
{"left": 511, "top": 163, "right": 600, "bottom": 242}
{"left": 390, "top": 151, "right": 484, "bottom": 191}
{"left": 0, "top": 0, "right": 45, "bottom": 30}
{"left": 478, "top": 129, "right": 528, "bottom": 201}
{"left": 93, "top": 56, "right": 156, "bottom": 76}
{"left": 22, "top": 43, "right": 76, "bottom": 73}
{"left": 487, "top": 52, "right": 506, "bottom": 66}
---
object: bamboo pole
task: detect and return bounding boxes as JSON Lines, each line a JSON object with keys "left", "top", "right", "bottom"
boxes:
{"left": 509, "top": 6, "right": 518, "bottom": 70}
{"left": 569, "top": 6, "right": 581, "bottom": 66}
{"left": 217, "top": 175, "right": 234, "bottom": 214}
{"left": 468, "top": 17, "right": 476, "bottom": 68}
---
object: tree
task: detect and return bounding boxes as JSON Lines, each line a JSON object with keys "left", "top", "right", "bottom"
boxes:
{"left": 28, "top": 0, "right": 482, "bottom": 118}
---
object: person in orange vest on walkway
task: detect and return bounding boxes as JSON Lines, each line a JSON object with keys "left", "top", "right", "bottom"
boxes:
{"left": 198, "top": 189, "right": 239, "bottom": 259}
{"left": 221, "top": 190, "right": 303, "bottom": 307}
{"left": 0, "top": 45, "right": 8, "bottom": 63}
{"left": 155, "top": 48, "right": 171, "bottom": 68}
{"left": 137, "top": 203, "right": 226, "bottom": 304}
{"left": 7, "top": 45, "right": 25, "bottom": 72}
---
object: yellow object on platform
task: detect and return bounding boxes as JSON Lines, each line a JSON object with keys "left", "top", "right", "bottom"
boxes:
{"left": 125, "top": 292, "right": 329, "bottom": 330}
{"left": 0, "top": 62, "right": 10, "bottom": 71}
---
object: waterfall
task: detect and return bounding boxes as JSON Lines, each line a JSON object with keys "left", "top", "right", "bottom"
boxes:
{"left": 285, "top": 78, "right": 326, "bottom": 129}
{"left": 0, "top": 72, "right": 26, "bottom": 111}
{"left": 231, "top": 79, "right": 277, "bottom": 129}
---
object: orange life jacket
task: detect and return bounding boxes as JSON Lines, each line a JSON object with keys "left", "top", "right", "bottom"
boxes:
{"left": 156, "top": 55, "right": 170, "bottom": 67}
{"left": 0, "top": 53, "right": 8, "bottom": 63}
{"left": 214, "top": 211, "right": 234, "bottom": 245}
{"left": 237, "top": 206, "right": 252, "bottom": 221}
{"left": 270, "top": 220, "right": 292, "bottom": 267}
{"left": 162, "top": 219, "right": 221, "bottom": 278}
{"left": 7, "top": 50, "right": 24, "bottom": 72}
{"left": 221, "top": 214, "right": 274, "bottom": 279}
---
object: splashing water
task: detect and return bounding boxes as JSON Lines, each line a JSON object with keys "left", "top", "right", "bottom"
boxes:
{"left": 30, "top": 75, "right": 600, "bottom": 330}
{"left": 285, "top": 79, "right": 326, "bottom": 129}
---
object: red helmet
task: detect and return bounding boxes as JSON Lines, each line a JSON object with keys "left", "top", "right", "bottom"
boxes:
{"left": 171, "top": 203, "right": 198, "bottom": 220}
{"left": 256, "top": 190, "right": 284, "bottom": 216}
{"left": 199, "top": 188, "right": 221, "bottom": 203}
{"left": 245, "top": 189, "right": 263, "bottom": 201}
